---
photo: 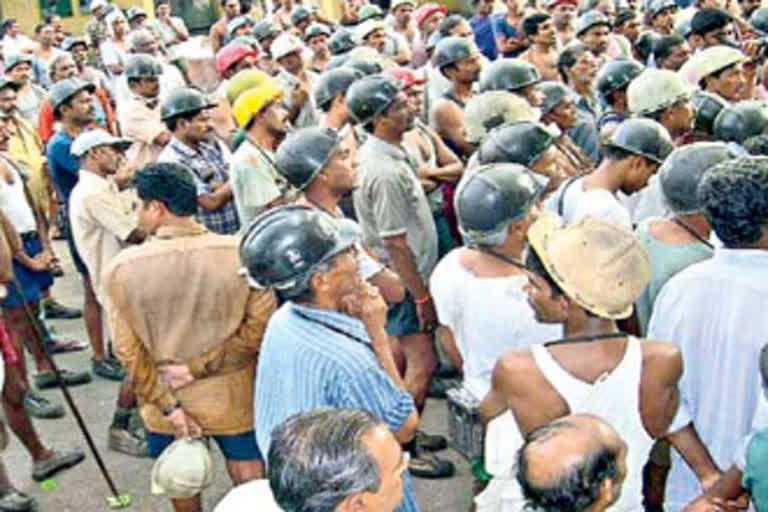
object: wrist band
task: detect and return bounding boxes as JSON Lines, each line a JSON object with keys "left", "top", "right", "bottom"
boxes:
{"left": 414, "top": 295, "right": 431, "bottom": 305}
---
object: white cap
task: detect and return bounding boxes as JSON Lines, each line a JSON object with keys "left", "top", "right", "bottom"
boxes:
{"left": 390, "top": 0, "right": 415, "bottom": 10}
{"left": 91, "top": 0, "right": 109, "bottom": 11}
{"left": 151, "top": 439, "right": 213, "bottom": 499}
{"left": 271, "top": 33, "right": 304, "bottom": 60}
{"left": 679, "top": 45, "right": 747, "bottom": 86}
{"left": 356, "top": 19, "right": 386, "bottom": 42}
{"left": 71, "top": 129, "right": 131, "bottom": 157}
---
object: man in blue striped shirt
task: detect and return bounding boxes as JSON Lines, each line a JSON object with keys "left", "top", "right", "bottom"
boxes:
{"left": 242, "top": 205, "right": 421, "bottom": 512}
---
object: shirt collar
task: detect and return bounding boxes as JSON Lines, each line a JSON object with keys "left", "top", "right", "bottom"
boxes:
{"left": 365, "top": 135, "right": 409, "bottom": 162}
{"left": 154, "top": 221, "right": 209, "bottom": 240}
{"left": 289, "top": 302, "right": 372, "bottom": 346}
{"left": 713, "top": 247, "right": 768, "bottom": 267}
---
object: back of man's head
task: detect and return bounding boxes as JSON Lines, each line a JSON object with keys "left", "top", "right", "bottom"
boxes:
{"left": 691, "top": 7, "right": 732, "bottom": 36}
{"left": 268, "top": 408, "right": 385, "bottom": 512}
{"left": 517, "top": 415, "right": 626, "bottom": 512}
{"left": 134, "top": 162, "right": 198, "bottom": 217}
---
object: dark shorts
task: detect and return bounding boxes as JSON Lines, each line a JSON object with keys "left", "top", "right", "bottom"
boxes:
{"left": 146, "top": 430, "right": 262, "bottom": 461}
{"left": 64, "top": 220, "right": 88, "bottom": 276}
{"left": 3, "top": 234, "right": 54, "bottom": 308}
{"left": 386, "top": 292, "right": 421, "bottom": 337}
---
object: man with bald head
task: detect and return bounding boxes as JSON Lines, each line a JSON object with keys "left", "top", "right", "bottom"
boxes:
{"left": 517, "top": 414, "right": 628, "bottom": 512}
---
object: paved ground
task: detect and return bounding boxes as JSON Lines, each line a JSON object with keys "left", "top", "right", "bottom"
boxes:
{"left": 3, "top": 241, "right": 475, "bottom": 511}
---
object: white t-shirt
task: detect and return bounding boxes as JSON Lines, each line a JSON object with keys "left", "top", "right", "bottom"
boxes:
{"left": 214, "top": 480, "right": 283, "bottom": 512}
{"left": 430, "top": 249, "right": 560, "bottom": 400}
{"left": 0, "top": 158, "right": 36, "bottom": 234}
{"left": 544, "top": 176, "right": 632, "bottom": 228}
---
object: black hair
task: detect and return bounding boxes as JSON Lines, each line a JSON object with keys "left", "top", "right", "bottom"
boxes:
{"left": 557, "top": 42, "right": 589, "bottom": 83}
{"left": 698, "top": 156, "right": 768, "bottom": 248}
{"left": 34, "top": 23, "right": 48, "bottom": 35}
{"left": 155, "top": 0, "right": 171, "bottom": 6}
{"left": 698, "top": 60, "right": 738, "bottom": 89}
{"left": 517, "top": 421, "right": 620, "bottom": 512}
{"left": 525, "top": 248, "right": 564, "bottom": 297}
{"left": 44, "top": 14, "right": 61, "bottom": 24}
{"left": 690, "top": 8, "right": 732, "bottom": 36}
{"left": 134, "top": 162, "right": 198, "bottom": 216}
{"left": 522, "top": 13, "right": 551, "bottom": 37}
{"left": 652, "top": 34, "right": 685, "bottom": 62}
{"left": 602, "top": 144, "right": 636, "bottom": 161}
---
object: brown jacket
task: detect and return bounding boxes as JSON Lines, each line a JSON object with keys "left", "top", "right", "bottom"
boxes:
{"left": 102, "top": 222, "right": 276, "bottom": 435}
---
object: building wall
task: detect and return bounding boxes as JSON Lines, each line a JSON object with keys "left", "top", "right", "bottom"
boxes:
{"left": 2, "top": 0, "right": 156, "bottom": 36}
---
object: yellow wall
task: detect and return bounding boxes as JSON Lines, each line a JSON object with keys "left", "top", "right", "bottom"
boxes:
{"left": 3, "top": 0, "right": 155, "bottom": 36}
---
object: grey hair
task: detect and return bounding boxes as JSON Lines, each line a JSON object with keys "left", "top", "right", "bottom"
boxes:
{"left": 698, "top": 156, "right": 768, "bottom": 248}
{"left": 48, "top": 53, "right": 74, "bottom": 81}
{"left": 268, "top": 408, "right": 383, "bottom": 512}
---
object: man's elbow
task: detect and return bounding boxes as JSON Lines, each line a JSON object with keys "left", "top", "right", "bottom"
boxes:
{"left": 393, "top": 410, "right": 419, "bottom": 444}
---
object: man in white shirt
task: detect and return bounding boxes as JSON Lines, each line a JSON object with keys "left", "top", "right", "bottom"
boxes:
{"left": 545, "top": 118, "right": 674, "bottom": 228}
{"left": 648, "top": 156, "right": 768, "bottom": 510}
{"left": 431, "top": 163, "right": 559, "bottom": 401}
{"left": 69, "top": 129, "right": 148, "bottom": 457}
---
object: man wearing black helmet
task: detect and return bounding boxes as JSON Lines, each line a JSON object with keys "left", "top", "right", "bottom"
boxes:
{"left": 305, "top": 23, "right": 331, "bottom": 73}
{"left": 103, "top": 162, "right": 276, "bottom": 512}
{"left": 242, "top": 205, "right": 421, "bottom": 510}
{"left": 576, "top": 10, "right": 612, "bottom": 65}
{"left": 158, "top": 87, "right": 240, "bottom": 235}
{"left": 430, "top": 37, "right": 482, "bottom": 160}
{"left": 544, "top": 118, "right": 675, "bottom": 227}
{"left": 348, "top": 75, "right": 454, "bottom": 479}
{"left": 595, "top": 58, "right": 644, "bottom": 139}
{"left": 431, "top": 164, "right": 559, "bottom": 405}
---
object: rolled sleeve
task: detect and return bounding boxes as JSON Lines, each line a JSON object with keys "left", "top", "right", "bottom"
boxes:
{"left": 370, "top": 171, "right": 411, "bottom": 239}
{"left": 334, "top": 366, "right": 416, "bottom": 432}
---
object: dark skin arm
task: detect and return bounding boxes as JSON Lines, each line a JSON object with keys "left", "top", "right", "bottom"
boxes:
{"left": 383, "top": 234, "right": 436, "bottom": 330}
{"left": 431, "top": 99, "right": 476, "bottom": 158}
{"left": 420, "top": 124, "right": 463, "bottom": 183}
{"left": 197, "top": 181, "right": 234, "bottom": 211}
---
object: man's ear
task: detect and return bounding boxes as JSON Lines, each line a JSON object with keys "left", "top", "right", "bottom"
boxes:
{"left": 337, "top": 493, "right": 367, "bottom": 512}
{"left": 690, "top": 34, "right": 704, "bottom": 50}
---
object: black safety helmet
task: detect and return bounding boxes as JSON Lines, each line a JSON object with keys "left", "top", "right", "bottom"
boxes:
{"left": 456, "top": 163, "right": 548, "bottom": 246}
{"left": 161, "top": 87, "right": 217, "bottom": 121}
{"left": 692, "top": 90, "right": 729, "bottom": 135}
{"left": 327, "top": 54, "right": 351, "bottom": 69}
{"left": 713, "top": 100, "right": 768, "bottom": 143}
{"left": 597, "top": 58, "right": 644, "bottom": 102}
{"left": 330, "top": 28, "right": 356, "bottom": 55}
{"left": 575, "top": 10, "right": 611, "bottom": 37}
{"left": 433, "top": 36, "right": 479, "bottom": 74}
{"left": 343, "top": 57, "right": 383, "bottom": 76}
{"left": 314, "top": 67, "right": 364, "bottom": 109}
{"left": 751, "top": 7, "right": 768, "bottom": 34}
{"left": 291, "top": 6, "right": 312, "bottom": 27}
{"left": 305, "top": 23, "right": 331, "bottom": 41}
{"left": 240, "top": 205, "right": 360, "bottom": 297}
{"left": 253, "top": 20, "right": 281, "bottom": 42}
{"left": 347, "top": 74, "right": 402, "bottom": 125}
{"left": 538, "top": 81, "right": 573, "bottom": 115}
{"left": 275, "top": 127, "right": 344, "bottom": 190}
{"left": 479, "top": 58, "right": 541, "bottom": 93}
{"left": 478, "top": 121, "right": 557, "bottom": 167}
{"left": 125, "top": 54, "right": 163, "bottom": 79}
{"left": 605, "top": 118, "right": 675, "bottom": 163}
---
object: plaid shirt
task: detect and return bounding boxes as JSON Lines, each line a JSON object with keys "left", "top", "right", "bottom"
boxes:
{"left": 158, "top": 137, "right": 240, "bottom": 234}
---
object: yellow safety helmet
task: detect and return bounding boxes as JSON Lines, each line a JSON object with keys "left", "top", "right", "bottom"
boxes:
{"left": 226, "top": 68, "right": 272, "bottom": 105}
{"left": 232, "top": 79, "right": 285, "bottom": 129}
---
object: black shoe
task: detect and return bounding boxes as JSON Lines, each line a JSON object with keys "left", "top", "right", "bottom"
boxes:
{"left": 92, "top": 359, "right": 125, "bottom": 381}
{"left": 34, "top": 370, "right": 92, "bottom": 390}
{"left": 408, "top": 451, "right": 455, "bottom": 479}
{"left": 43, "top": 300, "right": 82, "bottom": 320}
{"left": 427, "top": 376, "right": 460, "bottom": 399}
{"left": 415, "top": 430, "right": 448, "bottom": 452}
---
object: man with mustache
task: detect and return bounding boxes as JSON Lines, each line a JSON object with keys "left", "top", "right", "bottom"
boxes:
{"left": 157, "top": 87, "right": 240, "bottom": 235}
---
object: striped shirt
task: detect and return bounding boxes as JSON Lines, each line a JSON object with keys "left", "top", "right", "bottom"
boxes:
{"left": 255, "top": 302, "right": 419, "bottom": 512}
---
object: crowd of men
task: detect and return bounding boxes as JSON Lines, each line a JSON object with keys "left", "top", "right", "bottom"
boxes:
{"left": 1, "top": 0, "right": 768, "bottom": 510}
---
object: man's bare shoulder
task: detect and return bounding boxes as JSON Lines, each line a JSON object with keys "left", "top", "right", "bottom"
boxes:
{"left": 492, "top": 349, "right": 538, "bottom": 389}
{"left": 640, "top": 338, "right": 683, "bottom": 378}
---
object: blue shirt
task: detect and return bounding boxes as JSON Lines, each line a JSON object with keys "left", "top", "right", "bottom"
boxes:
{"left": 492, "top": 13, "right": 525, "bottom": 58}
{"left": 157, "top": 137, "right": 240, "bottom": 235}
{"left": 47, "top": 130, "right": 81, "bottom": 206}
{"left": 470, "top": 14, "right": 498, "bottom": 61}
{"left": 255, "top": 302, "right": 419, "bottom": 512}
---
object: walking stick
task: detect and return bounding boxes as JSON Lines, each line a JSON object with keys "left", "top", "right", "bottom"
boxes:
{"left": 9, "top": 274, "right": 132, "bottom": 509}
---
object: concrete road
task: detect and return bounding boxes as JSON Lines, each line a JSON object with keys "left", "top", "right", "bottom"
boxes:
{"left": 3, "top": 241, "right": 475, "bottom": 511}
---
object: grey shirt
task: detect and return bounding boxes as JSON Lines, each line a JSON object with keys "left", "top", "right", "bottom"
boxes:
{"left": 354, "top": 135, "right": 438, "bottom": 279}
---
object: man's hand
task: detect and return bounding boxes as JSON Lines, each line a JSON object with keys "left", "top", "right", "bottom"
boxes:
{"left": 159, "top": 363, "right": 195, "bottom": 390}
{"left": 341, "top": 282, "right": 388, "bottom": 334}
{"left": 684, "top": 496, "right": 727, "bottom": 512}
{"left": 27, "top": 252, "right": 52, "bottom": 271}
{"left": 166, "top": 407, "right": 203, "bottom": 439}
{"left": 416, "top": 296, "right": 437, "bottom": 332}
{"left": 291, "top": 83, "right": 309, "bottom": 109}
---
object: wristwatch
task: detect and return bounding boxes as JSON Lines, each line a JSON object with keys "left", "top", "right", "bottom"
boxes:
{"left": 162, "top": 402, "right": 180, "bottom": 417}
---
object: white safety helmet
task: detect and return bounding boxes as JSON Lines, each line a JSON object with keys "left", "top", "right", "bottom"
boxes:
{"left": 627, "top": 68, "right": 693, "bottom": 115}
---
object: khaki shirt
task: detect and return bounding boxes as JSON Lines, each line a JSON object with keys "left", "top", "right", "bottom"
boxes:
{"left": 102, "top": 222, "right": 277, "bottom": 435}
{"left": 118, "top": 96, "right": 166, "bottom": 172}
{"left": 68, "top": 171, "right": 138, "bottom": 302}
{"left": 6, "top": 116, "right": 48, "bottom": 211}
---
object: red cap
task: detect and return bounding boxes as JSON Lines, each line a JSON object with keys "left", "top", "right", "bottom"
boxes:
{"left": 384, "top": 67, "right": 427, "bottom": 90}
{"left": 547, "top": 0, "right": 578, "bottom": 7}
{"left": 415, "top": 3, "right": 447, "bottom": 28}
{"left": 216, "top": 42, "right": 259, "bottom": 74}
